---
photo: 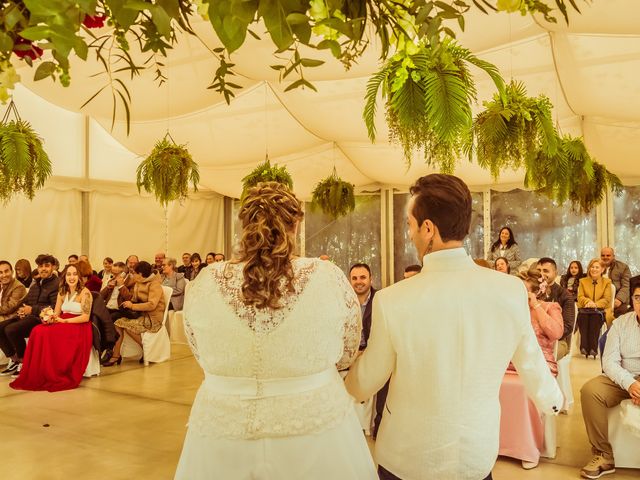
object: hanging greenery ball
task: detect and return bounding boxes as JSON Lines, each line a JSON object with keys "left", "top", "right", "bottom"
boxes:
{"left": 240, "top": 157, "right": 293, "bottom": 202}
{"left": 311, "top": 169, "right": 356, "bottom": 219}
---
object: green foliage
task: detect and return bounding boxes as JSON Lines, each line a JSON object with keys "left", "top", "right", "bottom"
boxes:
{"left": 524, "top": 134, "right": 621, "bottom": 214}
{"left": 364, "top": 39, "right": 504, "bottom": 172}
{"left": 136, "top": 136, "right": 200, "bottom": 207}
{"left": 240, "top": 157, "right": 293, "bottom": 201}
{"left": 0, "top": 117, "right": 52, "bottom": 203}
{"left": 310, "top": 168, "right": 355, "bottom": 219}
{"left": 469, "top": 80, "right": 557, "bottom": 178}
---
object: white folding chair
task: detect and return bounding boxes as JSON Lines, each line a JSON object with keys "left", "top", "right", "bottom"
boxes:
{"left": 168, "top": 279, "right": 189, "bottom": 344}
{"left": 121, "top": 286, "right": 172, "bottom": 366}
{"left": 608, "top": 400, "right": 640, "bottom": 468}
{"left": 556, "top": 303, "right": 578, "bottom": 413}
{"left": 83, "top": 347, "right": 101, "bottom": 377}
{"left": 540, "top": 413, "right": 557, "bottom": 459}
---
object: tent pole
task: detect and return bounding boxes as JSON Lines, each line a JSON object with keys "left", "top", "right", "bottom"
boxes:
{"left": 81, "top": 115, "right": 90, "bottom": 257}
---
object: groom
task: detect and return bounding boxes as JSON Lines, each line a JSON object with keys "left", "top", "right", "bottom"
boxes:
{"left": 345, "top": 174, "right": 563, "bottom": 480}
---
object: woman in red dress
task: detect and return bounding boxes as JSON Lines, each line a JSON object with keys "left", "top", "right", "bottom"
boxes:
{"left": 10, "top": 264, "right": 94, "bottom": 392}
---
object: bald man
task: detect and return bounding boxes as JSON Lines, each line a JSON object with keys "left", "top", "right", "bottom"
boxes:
{"left": 600, "top": 247, "right": 631, "bottom": 317}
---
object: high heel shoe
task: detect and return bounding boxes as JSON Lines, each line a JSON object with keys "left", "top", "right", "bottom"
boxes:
{"left": 590, "top": 350, "right": 598, "bottom": 359}
{"left": 581, "top": 348, "right": 588, "bottom": 358}
{"left": 102, "top": 356, "right": 122, "bottom": 367}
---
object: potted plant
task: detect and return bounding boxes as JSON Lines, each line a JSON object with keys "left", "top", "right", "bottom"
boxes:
{"left": 311, "top": 168, "right": 356, "bottom": 219}
{"left": 240, "top": 156, "right": 293, "bottom": 201}
{"left": 524, "top": 134, "right": 622, "bottom": 214}
{"left": 0, "top": 100, "right": 52, "bottom": 202}
{"left": 363, "top": 39, "right": 505, "bottom": 172}
{"left": 468, "top": 80, "right": 558, "bottom": 178}
{"left": 136, "top": 134, "right": 200, "bottom": 207}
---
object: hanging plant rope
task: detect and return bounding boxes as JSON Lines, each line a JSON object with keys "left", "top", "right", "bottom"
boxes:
{"left": 136, "top": 132, "right": 200, "bottom": 207}
{"left": 0, "top": 99, "right": 52, "bottom": 203}
{"left": 311, "top": 167, "right": 356, "bottom": 219}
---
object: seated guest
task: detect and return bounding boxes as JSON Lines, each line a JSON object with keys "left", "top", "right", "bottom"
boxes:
{"left": 0, "top": 254, "right": 59, "bottom": 377}
{"left": 10, "top": 264, "right": 93, "bottom": 391}
{"left": 474, "top": 258, "right": 491, "bottom": 269}
{"left": 68, "top": 254, "right": 79, "bottom": 265}
{"left": 205, "top": 252, "right": 216, "bottom": 265}
{"left": 537, "top": 257, "right": 576, "bottom": 361}
{"left": 161, "top": 257, "right": 186, "bottom": 311}
{"left": 99, "top": 262, "right": 130, "bottom": 315}
{"left": 214, "top": 252, "right": 225, "bottom": 262}
{"left": 14, "top": 259, "right": 32, "bottom": 288}
{"left": 508, "top": 270, "right": 563, "bottom": 376}
{"left": 600, "top": 247, "right": 632, "bottom": 317}
{"left": 104, "top": 261, "right": 166, "bottom": 366}
{"left": 124, "top": 254, "right": 140, "bottom": 288}
{"left": 577, "top": 259, "right": 613, "bottom": 358}
{"left": 98, "top": 257, "right": 114, "bottom": 284}
{"left": 189, "top": 253, "right": 204, "bottom": 281}
{"left": 153, "top": 252, "right": 165, "bottom": 276}
{"left": 77, "top": 259, "right": 102, "bottom": 293}
{"left": 494, "top": 256, "right": 510, "bottom": 274}
{"left": 177, "top": 252, "right": 192, "bottom": 277}
{"left": 403, "top": 264, "right": 422, "bottom": 279}
{"left": 79, "top": 255, "right": 97, "bottom": 275}
{"left": 560, "top": 260, "right": 584, "bottom": 298}
{"left": 486, "top": 226, "right": 521, "bottom": 271}
{"left": 0, "top": 261, "right": 28, "bottom": 375}
{"left": 579, "top": 285, "right": 640, "bottom": 479}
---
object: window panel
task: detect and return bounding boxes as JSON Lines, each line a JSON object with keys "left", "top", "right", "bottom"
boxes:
{"left": 613, "top": 185, "right": 640, "bottom": 274}
{"left": 490, "top": 189, "right": 597, "bottom": 273}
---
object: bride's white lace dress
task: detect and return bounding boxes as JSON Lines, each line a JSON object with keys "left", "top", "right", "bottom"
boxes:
{"left": 175, "top": 258, "right": 377, "bottom": 479}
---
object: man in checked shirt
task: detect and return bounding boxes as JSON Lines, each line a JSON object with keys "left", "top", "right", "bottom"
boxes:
{"left": 579, "top": 284, "right": 640, "bottom": 479}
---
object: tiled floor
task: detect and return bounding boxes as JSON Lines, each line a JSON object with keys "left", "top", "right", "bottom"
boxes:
{"left": 1, "top": 345, "right": 638, "bottom": 479}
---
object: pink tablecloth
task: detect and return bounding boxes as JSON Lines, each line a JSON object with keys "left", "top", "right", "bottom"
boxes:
{"left": 498, "top": 372, "right": 544, "bottom": 463}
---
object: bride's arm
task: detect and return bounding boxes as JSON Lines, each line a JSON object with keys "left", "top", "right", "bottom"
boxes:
{"left": 330, "top": 266, "right": 362, "bottom": 371}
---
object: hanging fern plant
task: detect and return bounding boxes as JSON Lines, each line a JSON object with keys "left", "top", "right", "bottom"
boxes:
{"left": 363, "top": 39, "right": 505, "bottom": 173}
{"left": 241, "top": 156, "right": 293, "bottom": 201}
{"left": 468, "top": 80, "right": 558, "bottom": 178}
{"left": 136, "top": 134, "right": 200, "bottom": 207}
{"left": 0, "top": 101, "right": 52, "bottom": 203}
{"left": 524, "top": 134, "right": 622, "bottom": 214}
{"left": 311, "top": 168, "right": 355, "bottom": 219}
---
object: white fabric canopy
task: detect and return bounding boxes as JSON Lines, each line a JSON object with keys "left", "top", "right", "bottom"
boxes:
{"left": 7, "top": 0, "right": 640, "bottom": 200}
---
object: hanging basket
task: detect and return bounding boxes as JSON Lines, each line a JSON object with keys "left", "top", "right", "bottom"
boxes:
{"left": 0, "top": 100, "right": 52, "bottom": 203}
{"left": 136, "top": 133, "right": 200, "bottom": 207}
{"left": 240, "top": 156, "right": 293, "bottom": 201}
{"left": 310, "top": 168, "right": 355, "bottom": 219}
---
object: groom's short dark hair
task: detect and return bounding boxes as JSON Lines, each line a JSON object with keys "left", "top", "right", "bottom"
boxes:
{"left": 409, "top": 174, "right": 471, "bottom": 242}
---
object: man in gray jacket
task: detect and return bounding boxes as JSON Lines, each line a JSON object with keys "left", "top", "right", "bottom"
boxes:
{"left": 600, "top": 247, "right": 631, "bottom": 317}
{"left": 0, "top": 260, "right": 27, "bottom": 324}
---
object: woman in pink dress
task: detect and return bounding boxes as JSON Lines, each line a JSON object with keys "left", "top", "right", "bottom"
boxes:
{"left": 10, "top": 264, "right": 94, "bottom": 392}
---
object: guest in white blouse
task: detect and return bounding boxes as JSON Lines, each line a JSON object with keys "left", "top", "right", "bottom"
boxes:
{"left": 579, "top": 284, "right": 640, "bottom": 479}
{"left": 346, "top": 174, "right": 562, "bottom": 480}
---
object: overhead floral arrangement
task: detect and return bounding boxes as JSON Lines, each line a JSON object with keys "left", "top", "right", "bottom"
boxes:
{"left": 0, "top": 99, "right": 51, "bottom": 202}
{"left": 240, "top": 157, "right": 293, "bottom": 202}
{"left": 136, "top": 134, "right": 200, "bottom": 207}
{"left": 311, "top": 167, "right": 355, "bottom": 219}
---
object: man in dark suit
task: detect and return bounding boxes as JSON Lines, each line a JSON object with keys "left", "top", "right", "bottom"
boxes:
{"left": 600, "top": 247, "right": 632, "bottom": 317}
{"left": 538, "top": 257, "right": 576, "bottom": 360}
{"left": 349, "top": 263, "right": 385, "bottom": 436}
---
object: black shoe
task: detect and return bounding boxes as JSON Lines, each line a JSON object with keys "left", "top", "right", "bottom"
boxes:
{"left": 102, "top": 356, "right": 122, "bottom": 367}
{"left": 0, "top": 361, "right": 19, "bottom": 376}
{"left": 138, "top": 356, "right": 145, "bottom": 364}
{"left": 100, "top": 349, "right": 113, "bottom": 365}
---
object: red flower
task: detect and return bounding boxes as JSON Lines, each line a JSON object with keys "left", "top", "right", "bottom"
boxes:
{"left": 12, "top": 37, "right": 43, "bottom": 60}
{"left": 82, "top": 14, "right": 106, "bottom": 29}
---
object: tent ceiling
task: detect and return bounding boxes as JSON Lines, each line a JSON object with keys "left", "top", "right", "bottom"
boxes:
{"left": 13, "top": 0, "right": 640, "bottom": 199}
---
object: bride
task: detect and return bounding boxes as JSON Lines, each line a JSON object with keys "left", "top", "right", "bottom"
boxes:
{"left": 175, "top": 182, "right": 376, "bottom": 479}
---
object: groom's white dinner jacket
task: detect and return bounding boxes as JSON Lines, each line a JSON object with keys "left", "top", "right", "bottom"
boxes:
{"left": 345, "top": 248, "right": 563, "bottom": 480}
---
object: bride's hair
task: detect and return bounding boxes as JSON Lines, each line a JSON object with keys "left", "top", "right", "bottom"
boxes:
{"left": 237, "top": 182, "right": 304, "bottom": 309}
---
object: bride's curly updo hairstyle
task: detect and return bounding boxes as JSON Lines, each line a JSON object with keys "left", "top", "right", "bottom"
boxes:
{"left": 237, "top": 182, "right": 304, "bottom": 309}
